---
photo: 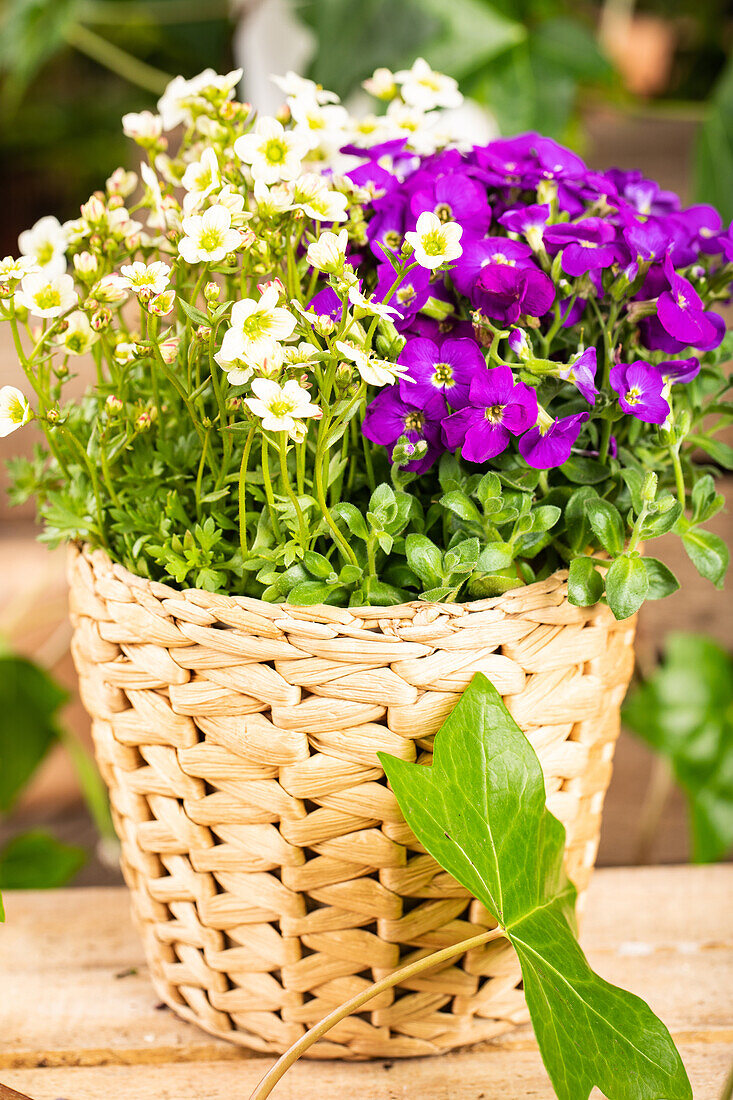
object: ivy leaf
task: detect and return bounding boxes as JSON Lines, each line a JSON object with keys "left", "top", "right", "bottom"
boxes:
{"left": 380, "top": 675, "right": 691, "bottom": 1100}
{"left": 624, "top": 633, "right": 733, "bottom": 863}
{"left": 0, "top": 830, "right": 86, "bottom": 889}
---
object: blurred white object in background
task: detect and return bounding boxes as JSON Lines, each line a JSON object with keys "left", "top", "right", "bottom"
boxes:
{"left": 235, "top": 0, "right": 314, "bottom": 115}
{"left": 233, "top": 0, "right": 499, "bottom": 143}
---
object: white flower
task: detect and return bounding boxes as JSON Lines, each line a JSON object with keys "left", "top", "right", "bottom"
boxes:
{"left": 292, "top": 175, "right": 348, "bottom": 222}
{"left": 122, "top": 110, "right": 163, "bottom": 142}
{"left": 0, "top": 386, "right": 32, "bottom": 437}
{"left": 140, "top": 162, "right": 170, "bottom": 231}
{"left": 335, "top": 340, "right": 407, "bottom": 387}
{"left": 0, "top": 255, "right": 39, "bottom": 284}
{"left": 271, "top": 71, "right": 340, "bottom": 105}
{"left": 348, "top": 285, "right": 401, "bottom": 319}
{"left": 363, "top": 67, "right": 398, "bottom": 101}
{"left": 234, "top": 118, "right": 309, "bottom": 184}
{"left": 215, "top": 184, "right": 248, "bottom": 224}
{"left": 394, "top": 58, "right": 463, "bottom": 111}
{"left": 221, "top": 286, "right": 296, "bottom": 360}
{"left": 307, "top": 229, "right": 348, "bottom": 273}
{"left": 16, "top": 272, "right": 77, "bottom": 318}
{"left": 92, "top": 273, "right": 129, "bottom": 304}
{"left": 119, "top": 260, "right": 171, "bottom": 296}
{"left": 405, "top": 211, "right": 463, "bottom": 270}
{"left": 181, "top": 148, "right": 221, "bottom": 213}
{"left": 290, "top": 97, "right": 350, "bottom": 154}
{"left": 178, "top": 205, "right": 241, "bottom": 264}
{"left": 113, "top": 341, "right": 138, "bottom": 366}
{"left": 73, "top": 251, "right": 98, "bottom": 279}
{"left": 18, "top": 216, "right": 67, "bottom": 276}
{"left": 253, "top": 180, "right": 294, "bottom": 217}
{"left": 284, "top": 341, "right": 321, "bottom": 368}
{"left": 245, "top": 377, "right": 321, "bottom": 438}
{"left": 59, "top": 310, "right": 98, "bottom": 356}
{"left": 157, "top": 68, "right": 240, "bottom": 131}
{"left": 215, "top": 339, "right": 284, "bottom": 386}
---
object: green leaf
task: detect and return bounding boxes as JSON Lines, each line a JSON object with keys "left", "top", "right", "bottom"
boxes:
{"left": 0, "top": 656, "right": 66, "bottom": 813}
{"left": 530, "top": 504, "right": 561, "bottom": 533}
{"left": 0, "top": 0, "right": 79, "bottom": 107}
{"left": 405, "top": 534, "right": 443, "bottom": 588}
{"left": 440, "top": 490, "right": 482, "bottom": 525}
{"left": 681, "top": 526, "right": 729, "bottom": 588}
{"left": 643, "top": 558, "right": 680, "bottom": 600}
{"left": 567, "top": 556, "right": 605, "bottom": 607}
{"left": 177, "top": 298, "right": 210, "bottom": 326}
{"left": 0, "top": 830, "right": 86, "bottom": 889}
{"left": 332, "top": 502, "right": 369, "bottom": 541}
{"left": 380, "top": 675, "right": 691, "bottom": 1100}
{"left": 624, "top": 633, "right": 733, "bottom": 863}
{"left": 302, "top": 550, "right": 336, "bottom": 580}
{"left": 287, "top": 580, "right": 338, "bottom": 605}
{"left": 565, "top": 486, "right": 598, "bottom": 552}
{"left": 476, "top": 542, "right": 514, "bottom": 573}
{"left": 640, "top": 499, "right": 682, "bottom": 538}
{"left": 605, "top": 554, "right": 649, "bottom": 620}
{"left": 585, "top": 498, "right": 625, "bottom": 556}
{"left": 560, "top": 456, "right": 610, "bottom": 485}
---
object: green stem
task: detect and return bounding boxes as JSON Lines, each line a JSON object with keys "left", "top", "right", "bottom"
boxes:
{"left": 64, "top": 23, "right": 171, "bottom": 94}
{"left": 261, "top": 440, "right": 283, "bottom": 541}
{"left": 249, "top": 926, "right": 504, "bottom": 1099}
{"left": 671, "top": 445, "right": 686, "bottom": 507}
{"left": 195, "top": 428, "right": 210, "bottom": 517}
{"left": 314, "top": 444, "right": 358, "bottom": 566}
{"left": 238, "top": 426, "right": 256, "bottom": 560}
{"left": 278, "top": 437, "right": 308, "bottom": 546}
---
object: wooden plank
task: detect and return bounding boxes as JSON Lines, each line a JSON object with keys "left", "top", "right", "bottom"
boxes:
{"left": 0, "top": 866, "right": 731, "bottom": 1098}
{"left": 1, "top": 1045, "right": 731, "bottom": 1100}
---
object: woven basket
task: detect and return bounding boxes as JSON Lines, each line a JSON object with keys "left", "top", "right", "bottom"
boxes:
{"left": 68, "top": 543, "right": 636, "bottom": 1060}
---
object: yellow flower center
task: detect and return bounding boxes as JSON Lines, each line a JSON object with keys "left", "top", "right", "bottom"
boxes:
{"left": 264, "top": 139, "right": 286, "bottom": 164}
{"left": 34, "top": 287, "right": 61, "bottom": 310}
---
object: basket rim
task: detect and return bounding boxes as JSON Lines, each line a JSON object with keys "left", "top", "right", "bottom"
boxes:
{"left": 72, "top": 541, "right": 579, "bottom": 625}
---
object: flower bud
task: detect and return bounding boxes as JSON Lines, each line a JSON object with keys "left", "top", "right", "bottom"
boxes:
{"left": 196, "top": 324, "right": 212, "bottom": 341}
{"left": 106, "top": 167, "right": 138, "bottom": 198}
{"left": 91, "top": 307, "right": 112, "bottom": 331}
{"left": 54, "top": 363, "right": 69, "bottom": 380}
{"left": 105, "top": 395, "right": 123, "bottom": 416}
{"left": 225, "top": 396, "right": 242, "bottom": 412}
{"left": 536, "top": 179, "right": 557, "bottom": 207}
{"left": 159, "top": 334, "right": 179, "bottom": 364}
{"left": 676, "top": 409, "right": 692, "bottom": 437}
{"left": 81, "top": 194, "right": 106, "bottom": 225}
{"left": 202, "top": 415, "right": 213, "bottom": 429}
{"left": 315, "top": 315, "right": 335, "bottom": 337}
{"left": 46, "top": 408, "right": 60, "bottom": 425}
{"left": 73, "top": 251, "right": 98, "bottom": 278}
{"left": 204, "top": 281, "right": 221, "bottom": 302}
{"left": 392, "top": 436, "right": 427, "bottom": 468}
{"left": 641, "top": 471, "right": 658, "bottom": 503}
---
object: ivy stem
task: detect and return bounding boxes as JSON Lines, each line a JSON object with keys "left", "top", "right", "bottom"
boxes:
{"left": 248, "top": 926, "right": 505, "bottom": 1099}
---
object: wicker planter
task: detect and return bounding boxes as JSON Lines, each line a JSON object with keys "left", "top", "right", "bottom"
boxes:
{"left": 68, "top": 543, "right": 636, "bottom": 1060}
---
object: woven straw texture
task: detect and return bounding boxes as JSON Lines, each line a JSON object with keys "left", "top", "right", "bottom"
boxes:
{"left": 68, "top": 543, "right": 636, "bottom": 1060}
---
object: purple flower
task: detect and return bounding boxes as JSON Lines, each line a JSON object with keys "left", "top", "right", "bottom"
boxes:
{"left": 367, "top": 198, "right": 407, "bottom": 259}
{"left": 362, "top": 386, "right": 445, "bottom": 472}
{"left": 498, "top": 203, "right": 551, "bottom": 247}
{"left": 474, "top": 262, "right": 555, "bottom": 324}
{"left": 442, "top": 365, "right": 538, "bottom": 462}
{"left": 398, "top": 336, "right": 484, "bottom": 409}
{"left": 519, "top": 412, "right": 589, "bottom": 469}
{"left": 657, "top": 356, "right": 700, "bottom": 384}
{"left": 374, "top": 262, "right": 431, "bottom": 326}
{"left": 657, "top": 255, "right": 723, "bottom": 349}
{"left": 558, "top": 347, "right": 598, "bottom": 404}
{"left": 544, "top": 218, "right": 620, "bottom": 277}
{"left": 409, "top": 173, "right": 491, "bottom": 237}
{"left": 610, "top": 361, "right": 670, "bottom": 424}
{"left": 622, "top": 216, "right": 672, "bottom": 262}
{"left": 451, "top": 236, "right": 532, "bottom": 297}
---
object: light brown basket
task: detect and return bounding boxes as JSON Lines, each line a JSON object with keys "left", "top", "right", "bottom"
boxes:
{"left": 68, "top": 543, "right": 636, "bottom": 1060}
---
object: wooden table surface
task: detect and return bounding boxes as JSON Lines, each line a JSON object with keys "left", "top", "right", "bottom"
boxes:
{"left": 0, "top": 865, "right": 731, "bottom": 1099}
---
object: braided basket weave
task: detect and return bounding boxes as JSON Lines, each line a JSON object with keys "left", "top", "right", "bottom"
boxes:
{"left": 68, "top": 543, "right": 636, "bottom": 1060}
